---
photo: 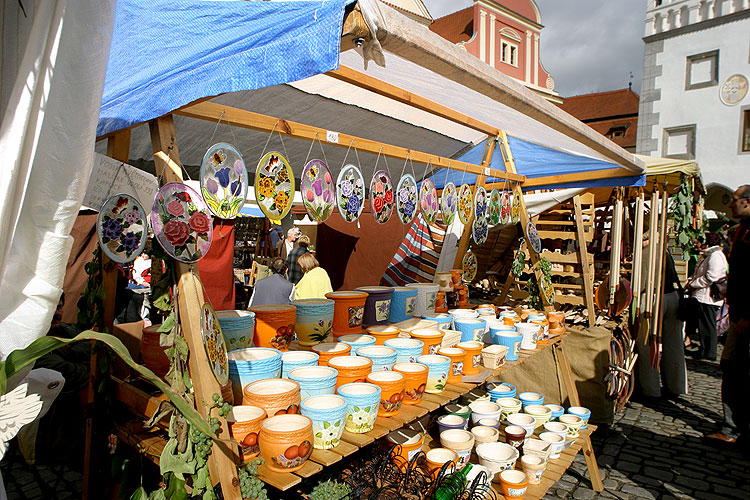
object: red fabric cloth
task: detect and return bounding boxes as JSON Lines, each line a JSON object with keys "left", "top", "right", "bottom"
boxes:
{"left": 197, "top": 219, "right": 235, "bottom": 311}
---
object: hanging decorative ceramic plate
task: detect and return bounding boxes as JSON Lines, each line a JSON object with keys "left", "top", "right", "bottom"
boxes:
{"left": 419, "top": 178, "right": 439, "bottom": 224}
{"left": 370, "top": 169, "right": 394, "bottom": 224}
{"left": 97, "top": 194, "right": 148, "bottom": 264}
{"left": 500, "top": 190, "right": 511, "bottom": 224}
{"left": 526, "top": 221, "right": 542, "bottom": 254}
{"left": 337, "top": 164, "right": 366, "bottom": 222}
{"left": 441, "top": 182, "right": 457, "bottom": 226}
{"left": 301, "top": 159, "right": 335, "bottom": 222}
{"left": 255, "top": 151, "right": 295, "bottom": 220}
{"left": 474, "top": 186, "right": 487, "bottom": 223}
{"left": 151, "top": 183, "right": 213, "bottom": 263}
{"left": 472, "top": 216, "right": 488, "bottom": 245}
{"left": 511, "top": 191, "right": 521, "bottom": 223}
{"left": 396, "top": 174, "right": 418, "bottom": 224}
{"left": 488, "top": 189, "right": 501, "bottom": 225}
{"left": 200, "top": 143, "right": 247, "bottom": 219}
{"left": 539, "top": 272, "right": 555, "bottom": 305}
{"left": 457, "top": 184, "right": 473, "bottom": 225}
{"left": 200, "top": 303, "right": 229, "bottom": 386}
{"left": 462, "top": 250, "right": 478, "bottom": 282}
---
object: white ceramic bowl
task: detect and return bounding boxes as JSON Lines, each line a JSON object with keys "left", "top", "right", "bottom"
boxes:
{"left": 506, "top": 412, "right": 536, "bottom": 439}
{"left": 475, "top": 441, "right": 519, "bottom": 479}
{"left": 469, "top": 401, "right": 502, "bottom": 424}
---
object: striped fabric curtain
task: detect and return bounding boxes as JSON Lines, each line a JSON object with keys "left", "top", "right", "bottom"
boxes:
{"left": 381, "top": 213, "right": 447, "bottom": 285}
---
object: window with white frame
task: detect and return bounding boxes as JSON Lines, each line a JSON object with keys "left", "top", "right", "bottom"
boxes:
{"left": 663, "top": 125, "right": 697, "bottom": 159}
{"left": 685, "top": 50, "right": 719, "bottom": 90}
{"left": 741, "top": 107, "right": 750, "bottom": 153}
{"left": 500, "top": 40, "right": 518, "bottom": 67}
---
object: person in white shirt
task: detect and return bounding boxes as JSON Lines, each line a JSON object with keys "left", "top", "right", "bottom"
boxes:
{"left": 686, "top": 232, "right": 728, "bottom": 361}
{"left": 279, "top": 227, "right": 299, "bottom": 260}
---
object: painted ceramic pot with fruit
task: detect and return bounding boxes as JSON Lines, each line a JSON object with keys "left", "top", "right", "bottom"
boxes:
{"left": 393, "top": 362, "right": 428, "bottom": 405}
{"left": 258, "top": 414, "right": 314, "bottom": 473}
{"left": 366, "top": 370, "right": 406, "bottom": 417}
{"left": 242, "top": 378, "right": 301, "bottom": 418}
{"left": 248, "top": 304, "right": 296, "bottom": 351}
{"left": 227, "top": 405, "right": 266, "bottom": 460}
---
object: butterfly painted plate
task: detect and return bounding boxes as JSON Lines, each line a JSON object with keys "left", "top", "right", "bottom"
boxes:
{"left": 302, "top": 159, "right": 335, "bottom": 222}
{"left": 337, "top": 164, "right": 366, "bottom": 222}
{"left": 97, "top": 194, "right": 148, "bottom": 264}
{"left": 462, "top": 250, "right": 478, "bottom": 282}
{"left": 500, "top": 191, "right": 511, "bottom": 224}
{"left": 151, "top": 183, "right": 213, "bottom": 263}
{"left": 488, "top": 189, "right": 501, "bottom": 225}
{"left": 474, "top": 186, "right": 488, "bottom": 223}
{"left": 526, "top": 222, "right": 542, "bottom": 254}
{"left": 419, "top": 178, "right": 439, "bottom": 224}
{"left": 200, "top": 143, "right": 247, "bottom": 219}
{"left": 457, "top": 184, "right": 474, "bottom": 225}
{"left": 441, "top": 182, "right": 457, "bottom": 226}
{"left": 370, "top": 169, "right": 394, "bottom": 224}
{"left": 396, "top": 174, "right": 418, "bottom": 224}
{"left": 255, "top": 152, "right": 294, "bottom": 220}
{"left": 472, "top": 216, "right": 488, "bottom": 245}
{"left": 511, "top": 192, "right": 521, "bottom": 223}
{"left": 201, "top": 303, "right": 229, "bottom": 386}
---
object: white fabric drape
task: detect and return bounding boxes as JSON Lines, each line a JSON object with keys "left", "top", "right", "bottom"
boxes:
{"left": 0, "top": 0, "right": 117, "bottom": 360}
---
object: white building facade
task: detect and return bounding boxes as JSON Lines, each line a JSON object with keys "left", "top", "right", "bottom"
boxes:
{"left": 637, "top": 0, "right": 750, "bottom": 205}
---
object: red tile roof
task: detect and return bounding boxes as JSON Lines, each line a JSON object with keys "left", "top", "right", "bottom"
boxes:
{"left": 429, "top": 7, "right": 474, "bottom": 43}
{"left": 558, "top": 88, "right": 640, "bottom": 122}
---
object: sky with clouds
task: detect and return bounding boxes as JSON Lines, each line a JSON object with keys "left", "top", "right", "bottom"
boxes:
{"left": 422, "top": 0, "right": 649, "bottom": 97}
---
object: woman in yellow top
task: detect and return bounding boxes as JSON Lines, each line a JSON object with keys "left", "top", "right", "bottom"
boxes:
{"left": 294, "top": 253, "right": 333, "bottom": 299}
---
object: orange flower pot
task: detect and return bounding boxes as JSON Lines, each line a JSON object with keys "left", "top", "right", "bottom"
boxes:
{"left": 328, "top": 355, "right": 373, "bottom": 388}
{"left": 311, "top": 342, "right": 351, "bottom": 366}
{"left": 456, "top": 341, "right": 483, "bottom": 376}
{"left": 547, "top": 311, "right": 565, "bottom": 330}
{"left": 243, "top": 378, "right": 301, "bottom": 418}
{"left": 248, "top": 304, "right": 296, "bottom": 351}
{"left": 325, "top": 291, "right": 369, "bottom": 337}
{"left": 438, "top": 347, "right": 466, "bottom": 384}
{"left": 393, "top": 362, "right": 428, "bottom": 405}
{"left": 228, "top": 405, "right": 266, "bottom": 460}
{"left": 499, "top": 469, "right": 529, "bottom": 499}
{"left": 387, "top": 429, "right": 425, "bottom": 471}
{"left": 366, "top": 371, "right": 406, "bottom": 417}
{"left": 425, "top": 447, "right": 458, "bottom": 480}
{"left": 366, "top": 325, "right": 400, "bottom": 345}
{"left": 449, "top": 269, "right": 463, "bottom": 285}
{"left": 258, "top": 414, "right": 314, "bottom": 473}
{"left": 409, "top": 328, "right": 445, "bottom": 355}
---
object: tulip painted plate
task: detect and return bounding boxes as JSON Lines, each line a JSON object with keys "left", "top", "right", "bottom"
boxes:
{"left": 441, "top": 182, "right": 457, "bottom": 226}
{"left": 302, "top": 159, "right": 335, "bottom": 222}
{"left": 488, "top": 189, "right": 501, "bottom": 225}
{"left": 474, "top": 186, "right": 487, "bottom": 223}
{"left": 462, "top": 250, "right": 478, "bottom": 282}
{"left": 526, "top": 222, "right": 542, "bottom": 254}
{"left": 500, "top": 191, "right": 511, "bottom": 224}
{"left": 396, "top": 174, "right": 418, "bottom": 224}
{"left": 201, "top": 303, "right": 229, "bottom": 386}
{"left": 255, "top": 152, "right": 294, "bottom": 220}
{"left": 419, "top": 178, "right": 439, "bottom": 224}
{"left": 200, "top": 143, "right": 247, "bottom": 219}
{"left": 457, "top": 184, "right": 473, "bottom": 225}
{"left": 511, "top": 192, "right": 521, "bottom": 223}
{"left": 472, "top": 216, "right": 488, "bottom": 245}
{"left": 97, "top": 194, "right": 148, "bottom": 264}
{"left": 337, "top": 164, "right": 366, "bottom": 222}
{"left": 151, "top": 183, "right": 213, "bottom": 263}
{"left": 370, "top": 170, "right": 394, "bottom": 224}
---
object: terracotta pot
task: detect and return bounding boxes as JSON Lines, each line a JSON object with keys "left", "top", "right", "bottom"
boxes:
{"left": 449, "top": 269, "right": 463, "bottom": 285}
{"left": 499, "top": 469, "right": 529, "bottom": 498}
{"left": 140, "top": 324, "right": 169, "bottom": 379}
{"left": 355, "top": 286, "right": 394, "bottom": 327}
{"left": 337, "top": 382, "right": 380, "bottom": 433}
{"left": 438, "top": 347, "right": 465, "bottom": 384}
{"left": 387, "top": 429, "right": 424, "bottom": 471}
{"left": 455, "top": 341, "right": 483, "bottom": 375}
{"left": 228, "top": 405, "right": 266, "bottom": 460}
{"left": 248, "top": 304, "right": 296, "bottom": 351}
{"left": 311, "top": 342, "right": 351, "bottom": 366}
{"left": 435, "top": 292, "right": 447, "bottom": 312}
{"left": 243, "top": 378, "right": 301, "bottom": 418}
{"left": 409, "top": 328, "right": 445, "bottom": 355}
{"left": 547, "top": 311, "right": 565, "bottom": 330}
{"left": 405, "top": 283, "right": 440, "bottom": 316}
{"left": 328, "top": 355, "right": 373, "bottom": 388}
{"left": 356, "top": 345, "right": 397, "bottom": 371}
{"left": 281, "top": 351, "right": 319, "bottom": 379}
{"left": 366, "top": 370, "right": 406, "bottom": 417}
{"left": 365, "top": 325, "right": 400, "bottom": 345}
{"left": 291, "top": 298, "right": 334, "bottom": 346}
{"left": 388, "top": 286, "right": 418, "bottom": 323}
{"left": 325, "top": 291, "right": 369, "bottom": 337}
{"left": 503, "top": 425, "right": 527, "bottom": 452}
{"left": 471, "top": 425, "right": 500, "bottom": 444}
{"left": 300, "top": 395, "right": 348, "bottom": 449}
{"left": 440, "top": 429, "right": 475, "bottom": 469}
{"left": 228, "top": 347, "right": 283, "bottom": 403}
{"left": 392, "top": 362, "right": 428, "bottom": 405}
{"left": 417, "top": 354, "right": 450, "bottom": 393}
{"left": 425, "top": 448, "right": 458, "bottom": 480}
{"left": 384, "top": 338, "right": 424, "bottom": 363}
{"left": 258, "top": 414, "right": 314, "bottom": 473}
{"left": 288, "top": 366, "right": 338, "bottom": 402}
{"left": 337, "top": 334, "right": 376, "bottom": 354}
{"left": 521, "top": 454, "right": 547, "bottom": 485}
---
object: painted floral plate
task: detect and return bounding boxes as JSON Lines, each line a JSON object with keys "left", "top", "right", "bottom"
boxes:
{"left": 419, "top": 178, "right": 439, "bottom": 224}
{"left": 474, "top": 186, "right": 487, "bottom": 222}
{"left": 255, "top": 152, "right": 294, "bottom": 220}
{"left": 539, "top": 272, "right": 555, "bottom": 305}
{"left": 396, "top": 174, "right": 418, "bottom": 224}
{"left": 200, "top": 143, "right": 247, "bottom": 219}
{"left": 500, "top": 190, "right": 511, "bottom": 224}
{"left": 97, "top": 193, "right": 148, "bottom": 264}
{"left": 337, "top": 164, "right": 365, "bottom": 222}
{"left": 457, "top": 184, "right": 473, "bottom": 225}
{"left": 462, "top": 250, "right": 478, "bottom": 282}
{"left": 301, "top": 159, "right": 335, "bottom": 222}
{"left": 201, "top": 303, "right": 229, "bottom": 386}
{"left": 526, "top": 221, "right": 542, "bottom": 254}
{"left": 151, "top": 183, "right": 213, "bottom": 263}
{"left": 511, "top": 191, "right": 521, "bottom": 223}
{"left": 441, "top": 182, "right": 457, "bottom": 226}
{"left": 472, "top": 216, "right": 488, "bottom": 245}
{"left": 488, "top": 189, "right": 501, "bottom": 225}
{"left": 370, "top": 170, "right": 394, "bottom": 224}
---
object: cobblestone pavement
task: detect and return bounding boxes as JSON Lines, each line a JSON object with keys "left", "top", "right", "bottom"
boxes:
{"left": 2, "top": 358, "right": 748, "bottom": 499}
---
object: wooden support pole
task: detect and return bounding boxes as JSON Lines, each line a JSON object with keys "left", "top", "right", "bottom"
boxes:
{"left": 149, "top": 115, "right": 242, "bottom": 499}
{"left": 608, "top": 193, "right": 623, "bottom": 311}
{"left": 652, "top": 190, "right": 670, "bottom": 359}
{"left": 573, "top": 196, "right": 596, "bottom": 327}
{"left": 631, "top": 192, "right": 645, "bottom": 323}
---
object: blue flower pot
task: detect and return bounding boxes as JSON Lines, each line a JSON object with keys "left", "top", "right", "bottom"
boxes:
{"left": 493, "top": 332, "right": 523, "bottom": 361}
{"left": 228, "top": 347, "right": 282, "bottom": 402}
{"left": 356, "top": 346, "right": 397, "bottom": 371}
{"left": 384, "top": 338, "right": 424, "bottom": 363}
{"left": 288, "top": 366, "right": 338, "bottom": 402}
{"left": 454, "top": 318, "right": 486, "bottom": 343}
{"left": 301, "top": 394, "right": 348, "bottom": 449}
{"left": 337, "top": 382, "right": 381, "bottom": 434}
{"left": 486, "top": 382, "right": 517, "bottom": 401}
{"left": 281, "top": 351, "right": 319, "bottom": 379}
{"left": 338, "top": 334, "right": 377, "bottom": 355}
{"left": 417, "top": 354, "right": 450, "bottom": 394}
{"left": 389, "top": 286, "right": 418, "bottom": 323}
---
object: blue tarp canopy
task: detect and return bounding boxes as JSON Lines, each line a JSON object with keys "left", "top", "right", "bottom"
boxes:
{"left": 238, "top": 204, "right": 264, "bottom": 218}
{"left": 97, "top": 0, "right": 355, "bottom": 137}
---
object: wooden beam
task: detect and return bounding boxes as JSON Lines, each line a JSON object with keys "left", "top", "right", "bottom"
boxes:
{"left": 631, "top": 192, "right": 645, "bottom": 323}
{"left": 573, "top": 196, "right": 596, "bottom": 327}
{"left": 340, "top": 4, "right": 371, "bottom": 52}
{"left": 175, "top": 101, "right": 526, "bottom": 183}
{"left": 149, "top": 115, "right": 243, "bottom": 500}
{"left": 511, "top": 167, "right": 640, "bottom": 190}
